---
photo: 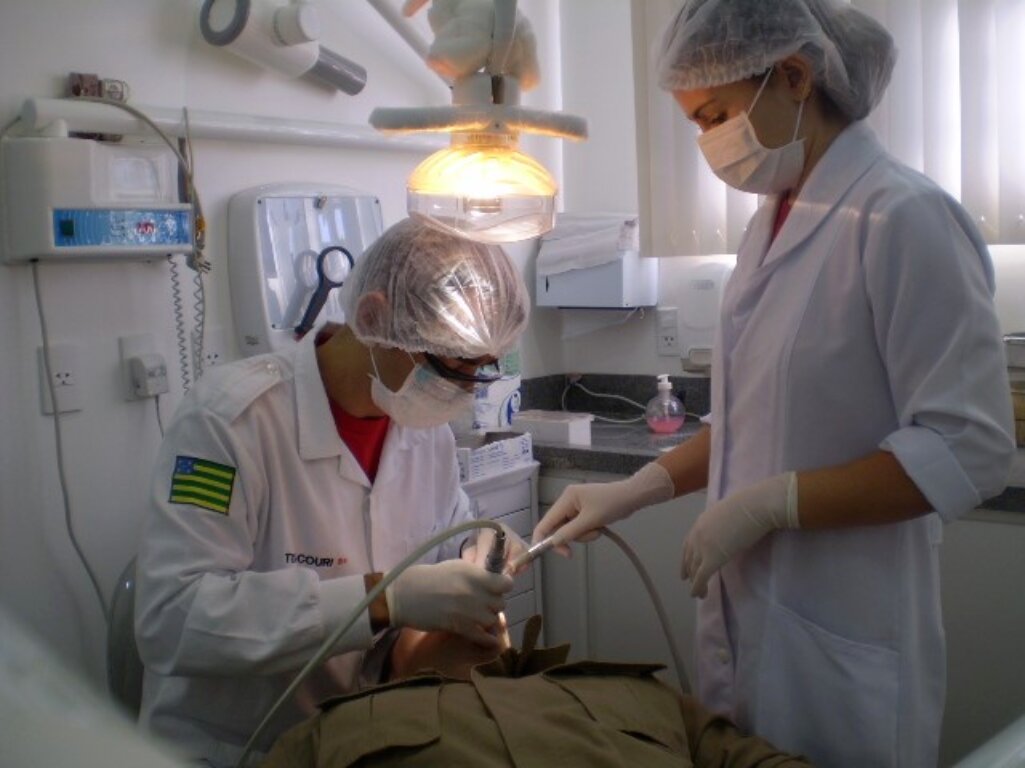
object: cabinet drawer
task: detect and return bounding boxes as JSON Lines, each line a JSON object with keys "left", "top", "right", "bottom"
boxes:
{"left": 495, "top": 506, "right": 532, "bottom": 538}
{"left": 471, "top": 481, "right": 531, "bottom": 521}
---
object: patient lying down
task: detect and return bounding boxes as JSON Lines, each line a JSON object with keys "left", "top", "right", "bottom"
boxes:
{"left": 262, "top": 616, "right": 812, "bottom": 767}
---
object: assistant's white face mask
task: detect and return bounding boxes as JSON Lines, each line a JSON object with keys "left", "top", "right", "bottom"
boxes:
{"left": 369, "top": 349, "right": 474, "bottom": 428}
{"left": 696, "top": 67, "right": 806, "bottom": 194}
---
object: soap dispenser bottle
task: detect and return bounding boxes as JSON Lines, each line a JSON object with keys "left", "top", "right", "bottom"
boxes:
{"left": 646, "top": 375, "right": 685, "bottom": 434}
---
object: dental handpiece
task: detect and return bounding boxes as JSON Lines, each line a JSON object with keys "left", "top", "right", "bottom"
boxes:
{"left": 483, "top": 529, "right": 512, "bottom": 650}
{"left": 484, "top": 528, "right": 507, "bottom": 574}
{"left": 505, "top": 533, "right": 558, "bottom": 574}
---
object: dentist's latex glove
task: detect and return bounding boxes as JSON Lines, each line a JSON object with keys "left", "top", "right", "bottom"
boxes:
{"left": 682, "top": 472, "right": 800, "bottom": 599}
{"left": 461, "top": 523, "right": 530, "bottom": 575}
{"left": 402, "top": 0, "right": 540, "bottom": 89}
{"left": 386, "top": 560, "right": 513, "bottom": 647}
{"left": 532, "top": 462, "right": 675, "bottom": 557}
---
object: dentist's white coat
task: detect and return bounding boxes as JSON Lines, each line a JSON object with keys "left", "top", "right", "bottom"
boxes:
{"left": 697, "top": 122, "right": 1015, "bottom": 767}
{"left": 135, "top": 333, "right": 472, "bottom": 767}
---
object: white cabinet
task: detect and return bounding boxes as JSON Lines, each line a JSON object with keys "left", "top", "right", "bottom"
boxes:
{"left": 461, "top": 462, "right": 541, "bottom": 647}
{"left": 537, "top": 468, "right": 704, "bottom": 692}
{"left": 939, "top": 510, "right": 1025, "bottom": 765}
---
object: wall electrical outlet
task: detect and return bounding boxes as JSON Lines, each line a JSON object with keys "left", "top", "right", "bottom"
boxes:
{"left": 38, "top": 342, "right": 82, "bottom": 414}
{"left": 199, "top": 325, "right": 231, "bottom": 372}
{"left": 656, "top": 307, "right": 681, "bottom": 356}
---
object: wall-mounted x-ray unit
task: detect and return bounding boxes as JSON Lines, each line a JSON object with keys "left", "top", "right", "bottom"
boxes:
{"left": 227, "top": 183, "right": 383, "bottom": 356}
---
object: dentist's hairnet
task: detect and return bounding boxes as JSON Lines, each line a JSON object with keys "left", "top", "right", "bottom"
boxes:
{"left": 341, "top": 218, "right": 529, "bottom": 359}
{"left": 656, "top": 0, "right": 896, "bottom": 121}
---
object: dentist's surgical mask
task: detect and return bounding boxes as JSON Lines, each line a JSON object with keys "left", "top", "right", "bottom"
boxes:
{"left": 369, "top": 349, "right": 475, "bottom": 428}
{"left": 696, "top": 67, "right": 806, "bottom": 194}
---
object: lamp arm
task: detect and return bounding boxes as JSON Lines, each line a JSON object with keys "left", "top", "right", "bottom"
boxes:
{"left": 488, "top": 0, "right": 517, "bottom": 76}
{"left": 365, "top": 0, "right": 452, "bottom": 85}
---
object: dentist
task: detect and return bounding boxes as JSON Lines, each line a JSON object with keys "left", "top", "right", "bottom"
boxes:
{"left": 135, "top": 218, "right": 529, "bottom": 766}
{"left": 533, "top": 0, "right": 1015, "bottom": 764}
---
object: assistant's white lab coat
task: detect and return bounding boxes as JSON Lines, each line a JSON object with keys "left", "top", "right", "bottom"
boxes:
{"left": 134, "top": 332, "right": 472, "bottom": 767}
{"left": 697, "top": 122, "right": 1015, "bottom": 767}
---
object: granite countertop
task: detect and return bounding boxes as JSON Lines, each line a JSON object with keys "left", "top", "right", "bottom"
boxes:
{"left": 520, "top": 374, "right": 1025, "bottom": 513}
{"left": 531, "top": 421, "right": 1025, "bottom": 515}
{"left": 532, "top": 420, "right": 700, "bottom": 475}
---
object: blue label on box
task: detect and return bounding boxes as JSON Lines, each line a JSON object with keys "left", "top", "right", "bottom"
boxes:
{"left": 53, "top": 209, "right": 191, "bottom": 248}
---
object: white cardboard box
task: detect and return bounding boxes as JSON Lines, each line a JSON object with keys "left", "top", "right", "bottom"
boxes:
{"left": 510, "top": 410, "right": 594, "bottom": 446}
{"left": 455, "top": 431, "right": 534, "bottom": 483}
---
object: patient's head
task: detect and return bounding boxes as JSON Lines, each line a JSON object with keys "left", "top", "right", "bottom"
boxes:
{"left": 389, "top": 628, "right": 501, "bottom": 681}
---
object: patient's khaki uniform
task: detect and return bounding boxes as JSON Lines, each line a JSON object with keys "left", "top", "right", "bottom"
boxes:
{"left": 262, "top": 620, "right": 810, "bottom": 768}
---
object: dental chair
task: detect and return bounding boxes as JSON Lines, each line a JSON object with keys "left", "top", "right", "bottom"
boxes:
{"left": 107, "top": 557, "right": 144, "bottom": 717}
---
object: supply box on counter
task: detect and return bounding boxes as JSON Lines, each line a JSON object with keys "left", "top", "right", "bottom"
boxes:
{"left": 511, "top": 410, "right": 594, "bottom": 446}
{"left": 455, "top": 431, "right": 533, "bottom": 483}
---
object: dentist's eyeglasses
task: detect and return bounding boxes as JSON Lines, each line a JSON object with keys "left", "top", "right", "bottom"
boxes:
{"left": 423, "top": 353, "right": 504, "bottom": 384}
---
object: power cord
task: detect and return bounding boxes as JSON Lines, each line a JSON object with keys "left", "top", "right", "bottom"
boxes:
{"left": 154, "top": 395, "right": 165, "bottom": 439}
{"left": 561, "top": 377, "right": 704, "bottom": 423}
{"left": 562, "top": 379, "right": 645, "bottom": 424}
{"left": 30, "top": 261, "right": 111, "bottom": 628}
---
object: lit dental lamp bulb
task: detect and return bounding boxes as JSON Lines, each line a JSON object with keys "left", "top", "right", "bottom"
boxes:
{"left": 407, "top": 131, "right": 557, "bottom": 243}
{"left": 367, "top": 0, "right": 586, "bottom": 244}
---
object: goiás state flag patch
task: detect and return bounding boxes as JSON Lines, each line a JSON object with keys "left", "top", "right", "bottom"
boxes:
{"left": 169, "top": 456, "right": 236, "bottom": 515}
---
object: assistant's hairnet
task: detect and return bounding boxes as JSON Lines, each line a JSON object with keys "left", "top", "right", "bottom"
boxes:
{"left": 341, "top": 217, "right": 529, "bottom": 359}
{"left": 656, "top": 0, "right": 896, "bottom": 121}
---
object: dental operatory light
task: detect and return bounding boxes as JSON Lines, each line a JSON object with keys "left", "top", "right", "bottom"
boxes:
{"left": 368, "top": 0, "right": 587, "bottom": 243}
{"left": 406, "top": 129, "right": 558, "bottom": 244}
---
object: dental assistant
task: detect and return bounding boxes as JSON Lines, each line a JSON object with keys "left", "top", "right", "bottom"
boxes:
{"left": 533, "top": 0, "right": 1016, "bottom": 765}
{"left": 135, "top": 218, "right": 530, "bottom": 766}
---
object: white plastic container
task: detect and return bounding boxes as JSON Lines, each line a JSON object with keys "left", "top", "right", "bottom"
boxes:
{"left": 511, "top": 409, "right": 594, "bottom": 446}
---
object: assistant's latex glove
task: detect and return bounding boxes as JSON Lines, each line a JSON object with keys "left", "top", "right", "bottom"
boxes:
{"left": 461, "top": 523, "right": 530, "bottom": 575}
{"left": 402, "top": 0, "right": 540, "bottom": 89}
{"left": 532, "top": 462, "right": 675, "bottom": 556}
{"left": 386, "top": 560, "right": 513, "bottom": 647}
{"left": 682, "top": 472, "right": 800, "bottom": 599}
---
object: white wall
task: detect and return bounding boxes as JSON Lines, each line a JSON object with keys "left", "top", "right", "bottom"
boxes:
{"left": 0, "top": 0, "right": 565, "bottom": 689}
{"left": 524, "top": 0, "right": 733, "bottom": 379}
{"left": 520, "top": 0, "right": 654, "bottom": 377}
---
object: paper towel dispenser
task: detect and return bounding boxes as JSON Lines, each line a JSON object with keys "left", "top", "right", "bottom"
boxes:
{"left": 535, "top": 213, "right": 657, "bottom": 308}
{"left": 676, "top": 260, "right": 734, "bottom": 371}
